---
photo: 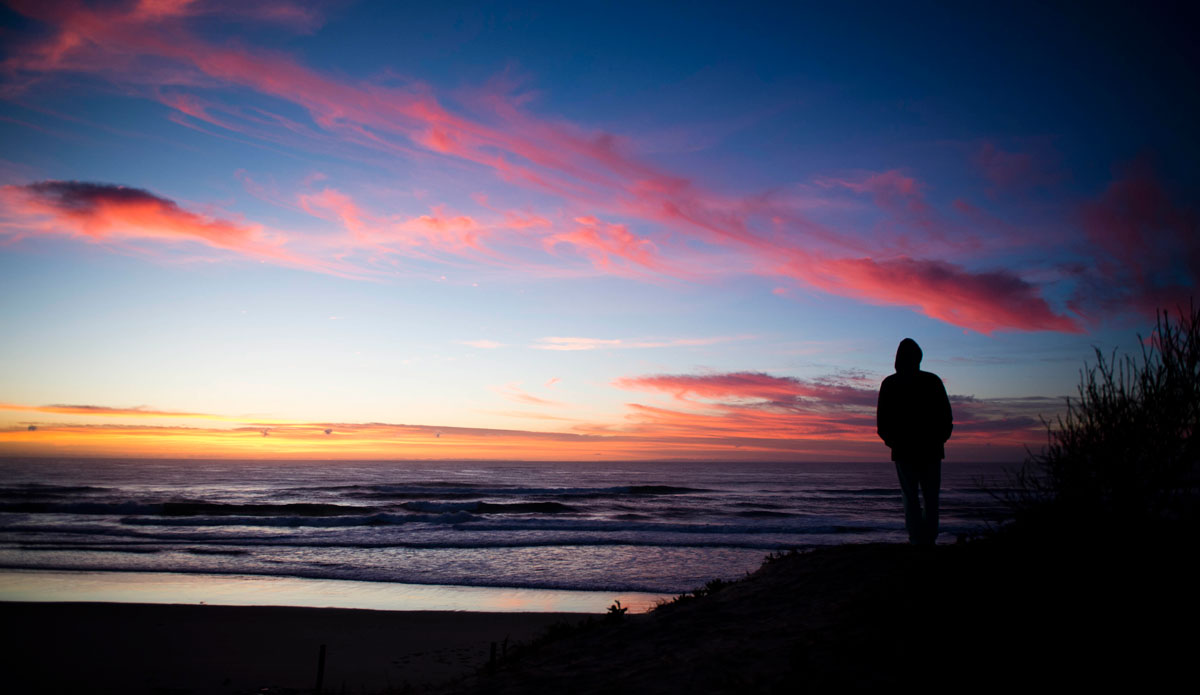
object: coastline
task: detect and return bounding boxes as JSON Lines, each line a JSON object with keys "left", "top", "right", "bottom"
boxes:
{"left": 0, "top": 567, "right": 668, "bottom": 613}
{"left": 2, "top": 601, "right": 579, "bottom": 694}
{"left": 4, "top": 536, "right": 1195, "bottom": 694}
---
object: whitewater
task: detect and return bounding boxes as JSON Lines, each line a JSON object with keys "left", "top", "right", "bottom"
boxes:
{"left": 0, "top": 458, "right": 1012, "bottom": 595}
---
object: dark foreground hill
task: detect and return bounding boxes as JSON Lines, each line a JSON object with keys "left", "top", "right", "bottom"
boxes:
{"left": 442, "top": 534, "right": 1197, "bottom": 693}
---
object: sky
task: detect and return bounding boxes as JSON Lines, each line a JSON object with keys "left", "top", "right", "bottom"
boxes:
{"left": 0, "top": 0, "right": 1196, "bottom": 461}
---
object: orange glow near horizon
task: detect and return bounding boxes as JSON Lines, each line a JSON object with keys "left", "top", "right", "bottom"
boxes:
{"left": 0, "top": 422, "right": 877, "bottom": 461}
{"left": 0, "top": 399, "right": 1035, "bottom": 462}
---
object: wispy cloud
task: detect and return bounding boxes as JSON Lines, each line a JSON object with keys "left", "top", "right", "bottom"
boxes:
{"left": 532, "top": 337, "right": 622, "bottom": 351}
{"left": 543, "top": 215, "right": 685, "bottom": 279}
{"left": 531, "top": 335, "right": 750, "bottom": 351}
{"left": 613, "top": 371, "right": 878, "bottom": 408}
{"left": 0, "top": 402, "right": 209, "bottom": 418}
{"left": 492, "top": 383, "right": 564, "bottom": 407}
{"left": 1070, "top": 160, "right": 1199, "bottom": 321}
{"left": 459, "top": 339, "right": 504, "bottom": 349}
{"left": 0, "top": 402, "right": 299, "bottom": 425}
{"left": 973, "top": 141, "right": 1063, "bottom": 194}
{"left": 0, "top": 180, "right": 358, "bottom": 275}
{"left": 6, "top": 2, "right": 1178, "bottom": 332}
{"left": 782, "top": 254, "right": 1084, "bottom": 334}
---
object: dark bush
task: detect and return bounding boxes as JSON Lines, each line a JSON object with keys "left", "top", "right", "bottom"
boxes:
{"left": 1007, "top": 303, "right": 1199, "bottom": 534}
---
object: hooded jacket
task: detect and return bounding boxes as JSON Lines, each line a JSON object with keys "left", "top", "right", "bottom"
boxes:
{"left": 876, "top": 339, "right": 953, "bottom": 462}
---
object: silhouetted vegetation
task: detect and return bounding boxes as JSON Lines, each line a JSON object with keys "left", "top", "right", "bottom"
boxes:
{"left": 654, "top": 576, "right": 736, "bottom": 611}
{"left": 762, "top": 548, "right": 801, "bottom": 564}
{"left": 1006, "top": 303, "right": 1199, "bottom": 535}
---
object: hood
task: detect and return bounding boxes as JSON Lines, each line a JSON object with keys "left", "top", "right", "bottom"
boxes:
{"left": 895, "top": 338, "right": 922, "bottom": 373}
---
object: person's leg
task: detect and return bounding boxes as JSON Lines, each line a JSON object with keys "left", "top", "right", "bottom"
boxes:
{"left": 894, "top": 460, "right": 922, "bottom": 544}
{"left": 917, "top": 460, "right": 941, "bottom": 545}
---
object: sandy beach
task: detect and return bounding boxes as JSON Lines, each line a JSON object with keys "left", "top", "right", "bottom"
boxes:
{"left": 2, "top": 602, "right": 580, "bottom": 694}
{"left": 3, "top": 535, "right": 1197, "bottom": 694}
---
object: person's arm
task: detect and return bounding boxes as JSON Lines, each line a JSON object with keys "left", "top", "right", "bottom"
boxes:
{"left": 877, "top": 378, "right": 894, "bottom": 448}
{"left": 938, "top": 377, "right": 953, "bottom": 443}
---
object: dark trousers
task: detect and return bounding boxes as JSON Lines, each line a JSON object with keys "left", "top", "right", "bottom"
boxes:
{"left": 895, "top": 459, "right": 941, "bottom": 545}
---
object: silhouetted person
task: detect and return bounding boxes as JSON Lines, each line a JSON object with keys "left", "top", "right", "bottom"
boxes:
{"left": 877, "top": 338, "right": 953, "bottom": 545}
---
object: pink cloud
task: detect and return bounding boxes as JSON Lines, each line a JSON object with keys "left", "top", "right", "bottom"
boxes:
{"left": 612, "top": 401, "right": 875, "bottom": 439}
{"left": 817, "top": 169, "right": 980, "bottom": 255}
{"left": 784, "top": 254, "right": 1083, "bottom": 334}
{"left": 818, "top": 170, "right": 932, "bottom": 236}
{"left": 397, "top": 207, "right": 487, "bottom": 251}
{"left": 494, "top": 383, "right": 564, "bottom": 407}
{"left": 825, "top": 169, "right": 924, "bottom": 206}
{"left": 974, "top": 141, "right": 1062, "bottom": 194}
{"left": 459, "top": 339, "right": 504, "bottom": 349}
{"left": 1073, "top": 161, "right": 1199, "bottom": 318}
{"left": 532, "top": 335, "right": 746, "bottom": 351}
{"left": 543, "top": 215, "right": 680, "bottom": 277}
{"left": 947, "top": 395, "right": 1062, "bottom": 444}
{"left": 0, "top": 1, "right": 1094, "bottom": 334}
{"left": 613, "top": 371, "right": 878, "bottom": 409}
{"left": 295, "top": 186, "right": 554, "bottom": 270}
{"left": 0, "top": 180, "right": 316, "bottom": 267}
{"left": 531, "top": 337, "right": 625, "bottom": 351}
{"left": 0, "top": 402, "right": 208, "bottom": 418}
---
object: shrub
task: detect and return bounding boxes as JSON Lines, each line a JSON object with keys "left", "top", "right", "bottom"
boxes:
{"left": 1007, "top": 303, "right": 1199, "bottom": 533}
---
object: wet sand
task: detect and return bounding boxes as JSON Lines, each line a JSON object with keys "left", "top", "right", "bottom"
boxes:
{"left": 2, "top": 601, "right": 580, "bottom": 694}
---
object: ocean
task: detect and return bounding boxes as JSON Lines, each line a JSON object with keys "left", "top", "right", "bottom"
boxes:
{"left": 0, "top": 458, "right": 1014, "bottom": 610}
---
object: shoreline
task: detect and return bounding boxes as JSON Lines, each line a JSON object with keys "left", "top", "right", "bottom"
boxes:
{"left": 2, "top": 601, "right": 578, "bottom": 694}
{"left": 5, "top": 537, "right": 1194, "bottom": 693}
{"left": 0, "top": 567, "right": 669, "bottom": 613}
